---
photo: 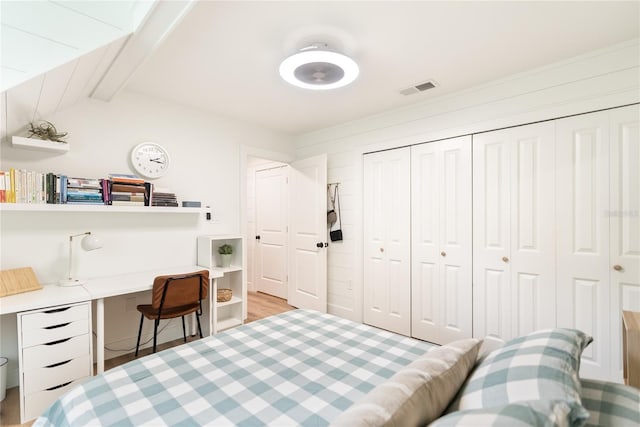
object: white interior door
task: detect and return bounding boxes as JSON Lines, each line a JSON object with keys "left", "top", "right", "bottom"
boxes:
{"left": 412, "top": 136, "right": 472, "bottom": 344}
{"left": 255, "top": 166, "right": 288, "bottom": 299}
{"left": 363, "top": 147, "right": 411, "bottom": 336}
{"left": 609, "top": 104, "right": 640, "bottom": 382}
{"left": 556, "top": 110, "right": 611, "bottom": 380}
{"left": 288, "top": 154, "right": 327, "bottom": 312}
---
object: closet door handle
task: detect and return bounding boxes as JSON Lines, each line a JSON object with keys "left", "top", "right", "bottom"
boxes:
{"left": 380, "top": 248, "right": 384, "bottom": 253}
{"left": 255, "top": 235, "right": 261, "bottom": 240}
{"left": 613, "top": 265, "right": 623, "bottom": 271}
{"left": 502, "top": 256, "right": 509, "bottom": 263}
{"left": 316, "top": 242, "right": 323, "bottom": 248}
{"left": 440, "top": 251, "right": 446, "bottom": 257}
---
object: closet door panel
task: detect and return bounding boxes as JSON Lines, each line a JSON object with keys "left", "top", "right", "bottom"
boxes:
{"left": 473, "top": 131, "right": 511, "bottom": 349}
{"left": 556, "top": 111, "right": 611, "bottom": 380}
{"left": 364, "top": 148, "right": 411, "bottom": 336}
{"left": 364, "top": 155, "right": 387, "bottom": 325}
{"left": 509, "top": 123, "right": 556, "bottom": 337}
{"left": 439, "top": 137, "right": 472, "bottom": 342}
{"left": 412, "top": 136, "right": 471, "bottom": 344}
{"left": 610, "top": 104, "right": 640, "bottom": 381}
{"left": 412, "top": 144, "right": 440, "bottom": 337}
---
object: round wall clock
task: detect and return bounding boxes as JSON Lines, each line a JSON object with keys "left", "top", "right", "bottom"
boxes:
{"left": 130, "top": 142, "right": 170, "bottom": 179}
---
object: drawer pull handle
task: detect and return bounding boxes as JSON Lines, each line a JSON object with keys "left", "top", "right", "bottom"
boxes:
{"left": 43, "top": 307, "right": 71, "bottom": 314}
{"left": 45, "top": 338, "right": 71, "bottom": 346}
{"left": 44, "top": 322, "right": 71, "bottom": 330}
{"left": 46, "top": 381, "right": 72, "bottom": 391}
{"left": 45, "top": 359, "right": 71, "bottom": 369}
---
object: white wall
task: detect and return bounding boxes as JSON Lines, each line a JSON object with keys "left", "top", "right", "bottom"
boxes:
{"left": 293, "top": 39, "right": 640, "bottom": 322}
{"left": 0, "top": 90, "right": 293, "bottom": 387}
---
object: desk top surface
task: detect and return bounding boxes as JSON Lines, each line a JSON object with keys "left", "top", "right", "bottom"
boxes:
{"left": 83, "top": 265, "right": 221, "bottom": 299}
{"left": 0, "top": 265, "right": 223, "bottom": 314}
{"left": 0, "top": 284, "right": 89, "bottom": 315}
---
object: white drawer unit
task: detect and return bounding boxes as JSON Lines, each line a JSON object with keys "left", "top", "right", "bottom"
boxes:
{"left": 17, "top": 301, "right": 93, "bottom": 423}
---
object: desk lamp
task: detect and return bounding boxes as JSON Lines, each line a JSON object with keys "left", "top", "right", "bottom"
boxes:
{"left": 58, "top": 232, "right": 103, "bottom": 286}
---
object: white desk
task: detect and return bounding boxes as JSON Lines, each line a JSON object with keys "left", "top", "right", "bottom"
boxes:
{"left": 82, "top": 265, "right": 222, "bottom": 374}
{"left": 0, "top": 285, "right": 90, "bottom": 315}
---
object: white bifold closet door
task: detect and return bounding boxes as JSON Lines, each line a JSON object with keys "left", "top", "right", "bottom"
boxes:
{"left": 473, "top": 121, "right": 556, "bottom": 351}
{"left": 363, "top": 147, "right": 411, "bottom": 336}
{"left": 609, "top": 105, "right": 640, "bottom": 382}
{"left": 411, "top": 136, "right": 472, "bottom": 344}
{"left": 556, "top": 105, "right": 640, "bottom": 381}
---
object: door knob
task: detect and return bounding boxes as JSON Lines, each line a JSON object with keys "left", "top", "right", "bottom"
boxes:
{"left": 380, "top": 247, "right": 384, "bottom": 253}
{"left": 613, "top": 265, "right": 623, "bottom": 271}
{"left": 502, "top": 256, "right": 509, "bottom": 263}
{"left": 255, "top": 235, "right": 260, "bottom": 240}
{"left": 440, "top": 251, "right": 446, "bottom": 257}
{"left": 316, "top": 242, "right": 323, "bottom": 248}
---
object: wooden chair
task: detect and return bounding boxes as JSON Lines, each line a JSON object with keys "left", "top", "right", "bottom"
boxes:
{"left": 135, "top": 270, "right": 209, "bottom": 356}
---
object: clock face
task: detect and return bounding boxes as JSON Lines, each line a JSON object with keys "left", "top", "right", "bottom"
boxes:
{"left": 130, "top": 143, "right": 170, "bottom": 179}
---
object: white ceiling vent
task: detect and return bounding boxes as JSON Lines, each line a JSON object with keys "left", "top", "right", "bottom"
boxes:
{"left": 400, "top": 79, "right": 438, "bottom": 96}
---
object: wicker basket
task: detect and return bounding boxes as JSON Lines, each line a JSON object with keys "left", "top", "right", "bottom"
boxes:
{"left": 217, "top": 288, "right": 232, "bottom": 302}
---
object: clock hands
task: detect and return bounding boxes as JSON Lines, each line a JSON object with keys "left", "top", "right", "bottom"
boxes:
{"left": 149, "top": 158, "right": 165, "bottom": 164}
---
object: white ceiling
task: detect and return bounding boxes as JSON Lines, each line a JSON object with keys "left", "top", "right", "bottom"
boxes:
{"left": 124, "top": 1, "right": 640, "bottom": 135}
{"left": 0, "top": 0, "right": 155, "bottom": 91}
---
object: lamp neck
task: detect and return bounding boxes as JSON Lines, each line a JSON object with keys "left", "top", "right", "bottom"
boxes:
{"left": 67, "top": 232, "right": 91, "bottom": 281}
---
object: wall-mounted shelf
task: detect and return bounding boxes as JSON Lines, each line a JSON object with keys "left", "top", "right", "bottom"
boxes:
{"left": 0, "top": 204, "right": 204, "bottom": 214}
{"left": 11, "top": 136, "right": 70, "bottom": 153}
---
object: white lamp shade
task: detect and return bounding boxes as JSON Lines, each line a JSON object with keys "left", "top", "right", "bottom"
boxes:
{"left": 81, "top": 234, "right": 103, "bottom": 251}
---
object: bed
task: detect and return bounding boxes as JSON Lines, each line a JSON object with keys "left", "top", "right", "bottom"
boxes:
{"left": 34, "top": 309, "right": 640, "bottom": 426}
{"left": 34, "top": 309, "right": 435, "bottom": 426}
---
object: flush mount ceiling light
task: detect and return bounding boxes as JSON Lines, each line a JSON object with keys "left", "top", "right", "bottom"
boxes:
{"left": 279, "top": 43, "right": 359, "bottom": 90}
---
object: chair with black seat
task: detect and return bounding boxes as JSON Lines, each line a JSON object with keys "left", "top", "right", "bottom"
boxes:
{"left": 135, "top": 270, "right": 209, "bottom": 357}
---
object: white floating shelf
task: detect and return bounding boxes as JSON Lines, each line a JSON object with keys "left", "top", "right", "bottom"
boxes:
{"left": 11, "top": 136, "right": 70, "bottom": 153}
{"left": 0, "top": 203, "right": 205, "bottom": 214}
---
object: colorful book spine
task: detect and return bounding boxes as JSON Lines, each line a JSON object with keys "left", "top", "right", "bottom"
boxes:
{"left": 0, "top": 171, "right": 5, "bottom": 203}
{"left": 59, "top": 175, "right": 68, "bottom": 204}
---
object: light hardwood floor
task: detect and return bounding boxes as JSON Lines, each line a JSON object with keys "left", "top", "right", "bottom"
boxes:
{"left": 0, "top": 291, "right": 294, "bottom": 427}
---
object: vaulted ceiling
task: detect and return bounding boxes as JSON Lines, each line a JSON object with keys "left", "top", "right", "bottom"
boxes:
{"left": 2, "top": 1, "right": 639, "bottom": 141}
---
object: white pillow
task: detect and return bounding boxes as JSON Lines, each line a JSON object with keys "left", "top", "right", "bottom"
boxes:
{"left": 331, "top": 338, "right": 483, "bottom": 427}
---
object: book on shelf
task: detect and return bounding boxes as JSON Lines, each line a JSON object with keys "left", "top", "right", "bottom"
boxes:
{"left": 0, "top": 171, "right": 5, "bottom": 203}
{"left": 110, "top": 183, "right": 146, "bottom": 193}
{"left": 101, "top": 179, "right": 111, "bottom": 205}
{"left": 108, "top": 173, "right": 145, "bottom": 185}
{"left": 111, "top": 194, "right": 145, "bottom": 202}
{"left": 45, "top": 173, "right": 56, "bottom": 204}
{"left": 111, "top": 200, "right": 145, "bottom": 206}
{"left": 67, "top": 177, "right": 101, "bottom": 189}
{"left": 144, "top": 182, "right": 153, "bottom": 207}
{"left": 151, "top": 188, "right": 178, "bottom": 207}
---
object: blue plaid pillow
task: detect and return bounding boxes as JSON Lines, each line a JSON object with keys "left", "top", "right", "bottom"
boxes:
{"left": 580, "top": 378, "right": 640, "bottom": 426}
{"left": 430, "top": 400, "right": 576, "bottom": 427}
{"left": 449, "top": 329, "right": 592, "bottom": 427}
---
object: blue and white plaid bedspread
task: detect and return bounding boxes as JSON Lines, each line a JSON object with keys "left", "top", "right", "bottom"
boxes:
{"left": 35, "top": 309, "right": 435, "bottom": 426}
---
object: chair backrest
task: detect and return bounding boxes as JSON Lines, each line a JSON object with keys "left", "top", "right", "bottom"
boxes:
{"left": 151, "top": 270, "right": 209, "bottom": 311}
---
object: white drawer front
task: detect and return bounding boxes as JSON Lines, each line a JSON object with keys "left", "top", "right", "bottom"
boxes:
{"left": 21, "top": 319, "right": 89, "bottom": 348}
{"left": 23, "top": 376, "right": 89, "bottom": 422}
{"left": 23, "top": 335, "right": 90, "bottom": 368}
{"left": 23, "top": 354, "right": 91, "bottom": 395}
{"left": 21, "top": 304, "right": 89, "bottom": 331}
